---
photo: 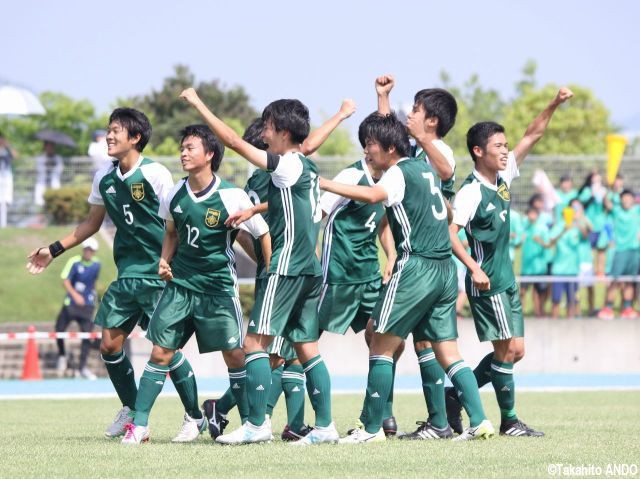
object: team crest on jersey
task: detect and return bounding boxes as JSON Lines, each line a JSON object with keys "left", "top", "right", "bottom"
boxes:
{"left": 131, "top": 183, "right": 145, "bottom": 201}
{"left": 497, "top": 183, "right": 510, "bottom": 201}
{"left": 205, "top": 208, "right": 220, "bottom": 228}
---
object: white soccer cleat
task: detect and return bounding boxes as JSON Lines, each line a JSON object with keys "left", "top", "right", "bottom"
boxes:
{"left": 121, "top": 423, "right": 150, "bottom": 445}
{"left": 105, "top": 406, "right": 134, "bottom": 438}
{"left": 215, "top": 421, "right": 272, "bottom": 445}
{"left": 338, "top": 426, "right": 385, "bottom": 444}
{"left": 453, "top": 419, "right": 496, "bottom": 441}
{"left": 172, "top": 413, "right": 207, "bottom": 443}
{"left": 79, "top": 367, "right": 97, "bottom": 380}
{"left": 290, "top": 422, "right": 339, "bottom": 446}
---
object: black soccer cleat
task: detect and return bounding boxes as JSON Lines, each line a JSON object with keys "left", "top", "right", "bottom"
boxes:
{"left": 500, "top": 419, "right": 544, "bottom": 437}
{"left": 281, "top": 424, "right": 313, "bottom": 442}
{"left": 445, "top": 386, "right": 464, "bottom": 435}
{"left": 382, "top": 416, "right": 398, "bottom": 437}
{"left": 202, "top": 399, "right": 229, "bottom": 439}
{"left": 399, "top": 420, "right": 454, "bottom": 440}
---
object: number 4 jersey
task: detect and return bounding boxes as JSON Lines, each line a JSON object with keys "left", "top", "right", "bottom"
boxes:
{"left": 89, "top": 156, "right": 173, "bottom": 279}
{"left": 159, "top": 176, "right": 269, "bottom": 296}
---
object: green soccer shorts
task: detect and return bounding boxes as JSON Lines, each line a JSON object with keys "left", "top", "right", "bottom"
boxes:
{"left": 147, "top": 282, "right": 243, "bottom": 353}
{"left": 248, "top": 274, "right": 321, "bottom": 343}
{"left": 609, "top": 250, "right": 640, "bottom": 278}
{"left": 267, "top": 336, "right": 298, "bottom": 361}
{"left": 467, "top": 282, "right": 524, "bottom": 342}
{"left": 318, "top": 278, "right": 381, "bottom": 335}
{"left": 372, "top": 255, "right": 458, "bottom": 342}
{"left": 94, "top": 277, "right": 165, "bottom": 334}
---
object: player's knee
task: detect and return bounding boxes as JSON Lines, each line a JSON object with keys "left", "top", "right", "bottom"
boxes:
{"left": 413, "top": 340, "right": 430, "bottom": 353}
{"left": 514, "top": 345, "right": 525, "bottom": 363}
{"left": 393, "top": 340, "right": 405, "bottom": 360}
{"left": 99, "top": 339, "right": 119, "bottom": 356}
{"left": 150, "top": 345, "right": 174, "bottom": 366}
{"left": 269, "top": 354, "right": 284, "bottom": 370}
{"left": 223, "top": 348, "right": 246, "bottom": 369}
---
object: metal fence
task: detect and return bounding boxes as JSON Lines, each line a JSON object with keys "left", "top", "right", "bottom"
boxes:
{"left": 2, "top": 154, "right": 640, "bottom": 227}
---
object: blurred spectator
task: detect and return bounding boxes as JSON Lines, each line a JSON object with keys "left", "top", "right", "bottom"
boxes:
{"left": 55, "top": 237, "right": 101, "bottom": 379}
{"left": 34, "top": 141, "right": 63, "bottom": 206}
{"left": 520, "top": 207, "right": 550, "bottom": 317}
{"left": 577, "top": 171, "right": 608, "bottom": 276}
{"left": 598, "top": 189, "right": 640, "bottom": 320}
{"left": 509, "top": 208, "right": 524, "bottom": 262}
{"left": 548, "top": 207, "right": 590, "bottom": 319}
{"left": 529, "top": 193, "right": 553, "bottom": 306}
{"left": 570, "top": 199, "right": 595, "bottom": 316}
{"left": 88, "top": 129, "right": 111, "bottom": 173}
{"left": 554, "top": 174, "right": 577, "bottom": 224}
{"left": 0, "top": 132, "right": 16, "bottom": 226}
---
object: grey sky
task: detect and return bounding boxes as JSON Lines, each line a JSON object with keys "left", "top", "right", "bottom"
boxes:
{"left": 2, "top": 0, "right": 638, "bottom": 132}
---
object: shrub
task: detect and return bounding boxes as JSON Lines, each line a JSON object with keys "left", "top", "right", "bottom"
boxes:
{"left": 43, "top": 186, "right": 91, "bottom": 224}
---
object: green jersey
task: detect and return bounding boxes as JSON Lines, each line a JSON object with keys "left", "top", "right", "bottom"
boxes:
{"left": 452, "top": 152, "right": 520, "bottom": 297}
{"left": 578, "top": 186, "right": 607, "bottom": 232}
{"left": 509, "top": 209, "right": 524, "bottom": 262}
{"left": 89, "top": 156, "right": 173, "bottom": 279}
{"left": 521, "top": 217, "right": 549, "bottom": 275}
{"left": 378, "top": 157, "right": 451, "bottom": 259}
{"left": 245, "top": 169, "right": 271, "bottom": 279}
{"left": 413, "top": 138, "right": 456, "bottom": 200}
{"left": 319, "top": 159, "right": 384, "bottom": 284}
{"left": 611, "top": 205, "right": 640, "bottom": 252}
{"left": 554, "top": 188, "right": 577, "bottom": 224}
{"left": 549, "top": 223, "right": 581, "bottom": 275}
{"left": 265, "top": 151, "right": 322, "bottom": 277}
{"left": 159, "top": 176, "right": 269, "bottom": 296}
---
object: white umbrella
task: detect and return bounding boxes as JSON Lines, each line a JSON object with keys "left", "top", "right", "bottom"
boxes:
{"left": 0, "top": 85, "right": 45, "bottom": 115}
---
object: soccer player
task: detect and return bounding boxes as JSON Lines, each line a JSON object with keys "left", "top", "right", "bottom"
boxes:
{"left": 447, "top": 87, "right": 573, "bottom": 437}
{"left": 318, "top": 112, "right": 398, "bottom": 436}
{"left": 204, "top": 102, "right": 356, "bottom": 441}
{"left": 121, "top": 124, "right": 270, "bottom": 444}
{"left": 27, "top": 108, "right": 201, "bottom": 438}
{"left": 55, "top": 237, "right": 101, "bottom": 379}
{"left": 376, "top": 75, "right": 461, "bottom": 439}
{"left": 181, "top": 87, "right": 339, "bottom": 445}
{"left": 320, "top": 113, "right": 494, "bottom": 443}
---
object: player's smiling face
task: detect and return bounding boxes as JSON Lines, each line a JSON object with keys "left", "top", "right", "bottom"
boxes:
{"left": 364, "top": 140, "right": 393, "bottom": 171}
{"left": 261, "top": 119, "right": 288, "bottom": 154}
{"left": 180, "top": 136, "right": 213, "bottom": 172}
{"left": 477, "top": 132, "right": 509, "bottom": 171}
{"left": 106, "top": 121, "right": 139, "bottom": 159}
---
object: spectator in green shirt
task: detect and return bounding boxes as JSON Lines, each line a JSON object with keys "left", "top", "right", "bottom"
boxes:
{"left": 577, "top": 171, "right": 608, "bottom": 277}
{"left": 569, "top": 200, "right": 594, "bottom": 316}
{"left": 554, "top": 175, "right": 577, "bottom": 225}
{"left": 599, "top": 189, "right": 640, "bottom": 320}
{"left": 520, "top": 207, "right": 550, "bottom": 317}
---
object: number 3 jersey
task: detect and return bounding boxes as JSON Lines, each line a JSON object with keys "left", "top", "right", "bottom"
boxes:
{"left": 378, "top": 157, "right": 451, "bottom": 260}
{"left": 88, "top": 156, "right": 173, "bottom": 279}
{"left": 159, "top": 175, "right": 269, "bottom": 296}
{"left": 319, "top": 159, "right": 384, "bottom": 284}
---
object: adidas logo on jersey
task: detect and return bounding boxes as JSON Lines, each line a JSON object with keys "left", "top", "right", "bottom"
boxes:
{"left": 256, "top": 385, "right": 265, "bottom": 391}
{"left": 436, "top": 378, "right": 443, "bottom": 385}
{"left": 188, "top": 370, "right": 194, "bottom": 378}
{"left": 292, "top": 386, "right": 301, "bottom": 392}
{"left": 501, "top": 385, "right": 511, "bottom": 392}
{"left": 106, "top": 186, "right": 116, "bottom": 194}
{"left": 227, "top": 337, "right": 236, "bottom": 343}
{"left": 126, "top": 368, "right": 133, "bottom": 375}
{"left": 232, "top": 383, "right": 240, "bottom": 390}
{"left": 155, "top": 380, "right": 163, "bottom": 385}
{"left": 249, "top": 320, "right": 255, "bottom": 327}
{"left": 312, "top": 388, "right": 321, "bottom": 395}
{"left": 173, "top": 205, "right": 183, "bottom": 213}
{"left": 370, "top": 391, "right": 380, "bottom": 398}
{"left": 486, "top": 202, "right": 496, "bottom": 211}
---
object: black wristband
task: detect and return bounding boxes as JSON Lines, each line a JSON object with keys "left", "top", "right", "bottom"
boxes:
{"left": 48, "top": 241, "right": 65, "bottom": 258}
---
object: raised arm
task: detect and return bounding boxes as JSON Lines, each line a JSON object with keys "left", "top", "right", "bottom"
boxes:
{"left": 26, "top": 204, "right": 106, "bottom": 274}
{"left": 301, "top": 99, "right": 356, "bottom": 156}
{"left": 319, "top": 177, "right": 387, "bottom": 204}
{"left": 180, "top": 88, "right": 268, "bottom": 169}
{"left": 375, "top": 75, "right": 394, "bottom": 115}
{"left": 512, "top": 87, "right": 574, "bottom": 166}
{"left": 406, "top": 107, "right": 454, "bottom": 181}
{"left": 158, "top": 220, "right": 178, "bottom": 281}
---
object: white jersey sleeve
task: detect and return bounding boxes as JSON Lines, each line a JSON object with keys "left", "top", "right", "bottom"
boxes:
{"left": 140, "top": 161, "right": 174, "bottom": 203}
{"left": 87, "top": 163, "right": 115, "bottom": 205}
{"left": 452, "top": 181, "right": 482, "bottom": 227}
{"left": 431, "top": 139, "right": 456, "bottom": 171}
{"left": 498, "top": 152, "right": 520, "bottom": 187}
{"left": 219, "top": 188, "right": 269, "bottom": 239}
{"left": 268, "top": 151, "right": 303, "bottom": 189}
{"left": 159, "top": 180, "right": 185, "bottom": 222}
{"left": 378, "top": 165, "right": 406, "bottom": 207}
{"left": 320, "top": 167, "right": 364, "bottom": 214}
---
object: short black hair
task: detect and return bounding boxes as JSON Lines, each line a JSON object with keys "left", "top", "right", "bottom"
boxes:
{"left": 620, "top": 188, "right": 635, "bottom": 198}
{"left": 243, "top": 118, "right": 268, "bottom": 151}
{"left": 414, "top": 88, "right": 458, "bottom": 138}
{"left": 466, "top": 121, "right": 505, "bottom": 162}
{"left": 528, "top": 193, "right": 543, "bottom": 208}
{"left": 359, "top": 112, "right": 411, "bottom": 158}
{"left": 180, "top": 124, "right": 225, "bottom": 172}
{"left": 109, "top": 108, "right": 152, "bottom": 152}
{"left": 261, "top": 99, "right": 310, "bottom": 144}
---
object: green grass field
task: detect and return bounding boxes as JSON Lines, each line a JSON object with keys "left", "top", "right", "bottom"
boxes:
{"left": 1, "top": 392, "right": 638, "bottom": 478}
